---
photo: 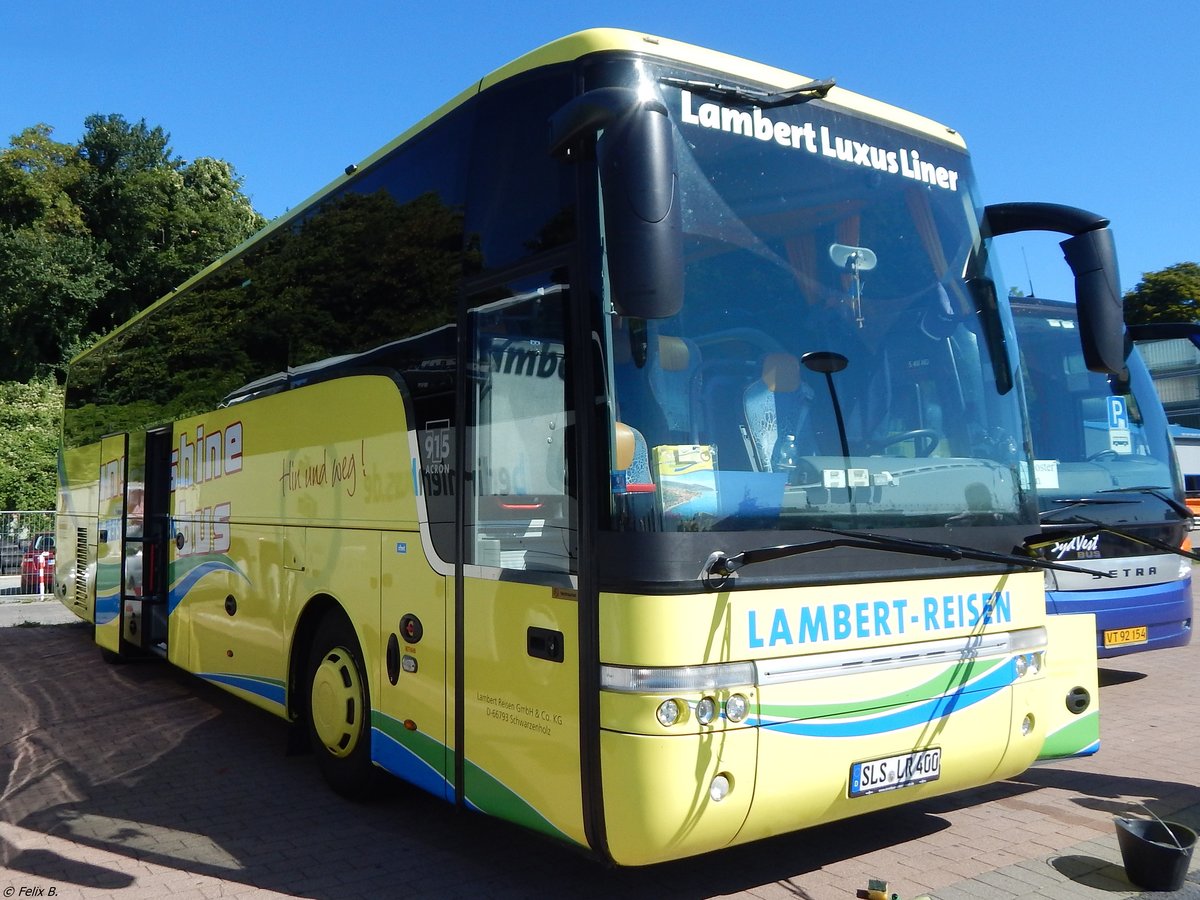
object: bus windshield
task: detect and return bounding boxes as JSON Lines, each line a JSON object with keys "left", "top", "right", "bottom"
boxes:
{"left": 1013, "top": 298, "right": 1179, "bottom": 509}
{"left": 607, "top": 77, "right": 1030, "bottom": 534}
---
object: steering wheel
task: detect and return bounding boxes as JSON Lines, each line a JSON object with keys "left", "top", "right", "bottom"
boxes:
{"left": 1087, "top": 449, "right": 1121, "bottom": 462}
{"left": 872, "top": 429, "right": 940, "bottom": 458}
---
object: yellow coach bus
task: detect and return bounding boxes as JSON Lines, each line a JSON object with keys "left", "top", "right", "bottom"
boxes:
{"left": 55, "top": 30, "right": 1126, "bottom": 865}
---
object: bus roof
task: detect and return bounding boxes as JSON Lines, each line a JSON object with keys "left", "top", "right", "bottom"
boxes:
{"left": 75, "top": 28, "right": 967, "bottom": 362}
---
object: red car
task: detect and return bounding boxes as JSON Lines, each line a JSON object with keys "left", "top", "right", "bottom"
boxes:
{"left": 20, "top": 533, "right": 55, "bottom": 594}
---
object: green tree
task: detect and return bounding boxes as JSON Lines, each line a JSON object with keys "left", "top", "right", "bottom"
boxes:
{"left": 0, "top": 379, "right": 62, "bottom": 509}
{"left": 1123, "top": 262, "right": 1200, "bottom": 325}
{"left": 0, "top": 115, "right": 266, "bottom": 378}
{"left": 0, "top": 228, "right": 112, "bottom": 380}
{"left": 76, "top": 114, "right": 266, "bottom": 332}
{"left": 0, "top": 124, "right": 88, "bottom": 233}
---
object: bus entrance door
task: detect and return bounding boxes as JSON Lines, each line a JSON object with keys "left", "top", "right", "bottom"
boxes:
{"left": 120, "top": 430, "right": 172, "bottom": 655}
{"left": 95, "top": 430, "right": 172, "bottom": 658}
{"left": 95, "top": 433, "right": 127, "bottom": 655}
{"left": 456, "top": 282, "right": 585, "bottom": 845}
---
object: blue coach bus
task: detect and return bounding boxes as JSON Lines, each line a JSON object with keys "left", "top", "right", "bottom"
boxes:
{"left": 1013, "top": 296, "right": 1193, "bottom": 657}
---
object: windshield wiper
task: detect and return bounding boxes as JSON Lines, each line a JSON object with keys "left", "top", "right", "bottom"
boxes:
{"left": 1040, "top": 497, "right": 1138, "bottom": 522}
{"left": 1098, "top": 485, "right": 1193, "bottom": 520}
{"left": 703, "top": 526, "right": 1113, "bottom": 582}
{"left": 1041, "top": 487, "right": 1192, "bottom": 525}
{"left": 660, "top": 75, "right": 836, "bottom": 108}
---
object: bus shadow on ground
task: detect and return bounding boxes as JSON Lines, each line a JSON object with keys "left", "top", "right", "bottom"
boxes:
{"left": 1098, "top": 667, "right": 1149, "bottom": 687}
{"left": 0, "top": 627, "right": 966, "bottom": 899}
{"left": 3, "top": 844, "right": 135, "bottom": 892}
{"left": 1017, "top": 766, "right": 1200, "bottom": 817}
{"left": 3, "top": 624, "right": 1191, "bottom": 900}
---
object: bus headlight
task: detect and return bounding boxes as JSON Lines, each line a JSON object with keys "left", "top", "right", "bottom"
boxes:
{"left": 725, "top": 693, "right": 748, "bottom": 723}
{"left": 656, "top": 699, "right": 684, "bottom": 727}
{"left": 695, "top": 696, "right": 717, "bottom": 725}
{"left": 1014, "top": 651, "right": 1043, "bottom": 678}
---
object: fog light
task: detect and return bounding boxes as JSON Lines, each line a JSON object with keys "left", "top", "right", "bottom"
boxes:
{"left": 725, "top": 693, "right": 748, "bottom": 723}
{"left": 709, "top": 773, "right": 731, "bottom": 802}
{"left": 1022, "top": 713, "right": 1035, "bottom": 737}
{"left": 656, "top": 699, "right": 683, "bottom": 727}
{"left": 696, "top": 696, "right": 717, "bottom": 725}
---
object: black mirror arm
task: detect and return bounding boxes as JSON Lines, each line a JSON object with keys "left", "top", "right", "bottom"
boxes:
{"left": 549, "top": 87, "right": 655, "bottom": 158}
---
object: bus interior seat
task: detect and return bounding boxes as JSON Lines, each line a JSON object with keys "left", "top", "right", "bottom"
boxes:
{"left": 743, "top": 352, "right": 813, "bottom": 471}
{"left": 862, "top": 339, "right": 959, "bottom": 456}
{"left": 611, "top": 326, "right": 703, "bottom": 450}
{"left": 646, "top": 332, "right": 703, "bottom": 444}
{"left": 613, "top": 421, "right": 655, "bottom": 491}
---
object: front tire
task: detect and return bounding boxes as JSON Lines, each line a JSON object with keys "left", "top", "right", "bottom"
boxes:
{"left": 306, "top": 611, "right": 376, "bottom": 798}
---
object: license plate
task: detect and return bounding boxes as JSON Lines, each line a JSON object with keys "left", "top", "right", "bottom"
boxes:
{"left": 1104, "top": 626, "right": 1148, "bottom": 648}
{"left": 849, "top": 747, "right": 941, "bottom": 798}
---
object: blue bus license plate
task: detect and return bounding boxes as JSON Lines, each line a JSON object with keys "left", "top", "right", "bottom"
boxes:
{"left": 849, "top": 747, "right": 941, "bottom": 797}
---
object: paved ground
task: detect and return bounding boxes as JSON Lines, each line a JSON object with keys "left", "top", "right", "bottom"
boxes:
{"left": 0, "top": 598, "right": 78, "bottom": 628}
{"left": 0, "top": 597, "right": 1197, "bottom": 900}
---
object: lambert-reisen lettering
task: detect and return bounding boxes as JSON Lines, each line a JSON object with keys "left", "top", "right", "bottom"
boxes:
{"left": 748, "top": 590, "right": 1011, "bottom": 648}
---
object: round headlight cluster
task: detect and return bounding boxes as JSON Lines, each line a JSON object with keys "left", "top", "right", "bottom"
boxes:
{"left": 656, "top": 693, "right": 752, "bottom": 728}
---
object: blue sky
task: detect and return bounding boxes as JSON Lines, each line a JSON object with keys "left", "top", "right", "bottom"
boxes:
{"left": 4, "top": 1, "right": 1197, "bottom": 302}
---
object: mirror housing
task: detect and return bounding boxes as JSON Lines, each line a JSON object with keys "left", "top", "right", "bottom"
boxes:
{"left": 550, "top": 87, "right": 683, "bottom": 319}
{"left": 966, "top": 276, "right": 1014, "bottom": 394}
{"left": 985, "top": 202, "right": 1127, "bottom": 377}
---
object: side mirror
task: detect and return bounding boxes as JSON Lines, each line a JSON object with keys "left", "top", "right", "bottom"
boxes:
{"left": 550, "top": 88, "right": 683, "bottom": 319}
{"left": 985, "top": 202, "right": 1127, "bottom": 377}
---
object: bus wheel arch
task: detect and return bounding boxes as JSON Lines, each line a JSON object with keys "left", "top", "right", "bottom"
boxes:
{"left": 295, "top": 599, "right": 377, "bottom": 798}
{"left": 287, "top": 595, "right": 339, "bottom": 721}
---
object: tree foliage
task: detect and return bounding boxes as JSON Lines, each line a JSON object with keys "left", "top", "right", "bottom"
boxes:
{"left": 0, "top": 114, "right": 267, "bottom": 507}
{"left": 0, "top": 380, "right": 62, "bottom": 510}
{"left": 1123, "top": 262, "right": 1200, "bottom": 325}
{"left": 0, "top": 114, "right": 266, "bottom": 380}
{"left": 0, "top": 228, "right": 112, "bottom": 380}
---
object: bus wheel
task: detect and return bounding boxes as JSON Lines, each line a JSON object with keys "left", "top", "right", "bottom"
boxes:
{"left": 306, "top": 612, "right": 375, "bottom": 798}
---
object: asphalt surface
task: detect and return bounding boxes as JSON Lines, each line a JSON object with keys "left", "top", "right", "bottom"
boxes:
{"left": 0, "top": 591, "right": 1197, "bottom": 899}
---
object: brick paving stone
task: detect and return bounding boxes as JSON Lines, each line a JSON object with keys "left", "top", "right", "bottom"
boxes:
{"left": 1001, "top": 861, "right": 1065, "bottom": 891}
{"left": 5, "top": 592, "right": 1200, "bottom": 899}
